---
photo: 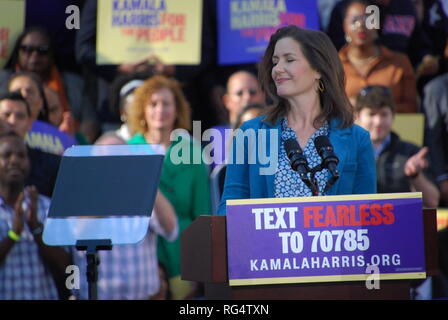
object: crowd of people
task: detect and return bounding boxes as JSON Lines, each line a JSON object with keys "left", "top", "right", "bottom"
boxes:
{"left": 1, "top": 0, "right": 448, "bottom": 300}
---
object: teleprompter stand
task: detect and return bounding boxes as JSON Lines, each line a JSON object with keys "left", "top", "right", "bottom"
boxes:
{"left": 75, "top": 239, "right": 113, "bottom": 300}
{"left": 42, "top": 145, "right": 165, "bottom": 300}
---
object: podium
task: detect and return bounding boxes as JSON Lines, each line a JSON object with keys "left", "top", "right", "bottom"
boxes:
{"left": 181, "top": 209, "right": 439, "bottom": 300}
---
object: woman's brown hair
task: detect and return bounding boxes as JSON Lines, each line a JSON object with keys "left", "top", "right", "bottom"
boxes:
{"left": 258, "top": 25, "right": 353, "bottom": 128}
{"left": 128, "top": 75, "right": 191, "bottom": 135}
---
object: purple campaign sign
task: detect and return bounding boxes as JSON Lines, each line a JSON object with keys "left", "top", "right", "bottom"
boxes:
{"left": 25, "top": 120, "right": 77, "bottom": 155}
{"left": 217, "top": 0, "right": 320, "bottom": 65}
{"left": 226, "top": 195, "right": 426, "bottom": 285}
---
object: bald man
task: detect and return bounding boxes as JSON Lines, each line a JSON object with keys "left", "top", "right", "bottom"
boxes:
{"left": 208, "top": 71, "right": 266, "bottom": 170}
{"left": 222, "top": 70, "right": 265, "bottom": 126}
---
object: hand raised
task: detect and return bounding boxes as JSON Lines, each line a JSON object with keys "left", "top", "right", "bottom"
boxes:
{"left": 404, "top": 147, "right": 429, "bottom": 178}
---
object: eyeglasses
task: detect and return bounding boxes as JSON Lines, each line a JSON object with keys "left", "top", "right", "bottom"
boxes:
{"left": 19, "top": 44, "right": 50, "bottom": 55}
{"left": 359, "top": 85, "right": 392, "bottom": 97}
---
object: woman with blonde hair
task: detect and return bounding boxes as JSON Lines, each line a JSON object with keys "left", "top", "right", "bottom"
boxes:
{"left": 128, "top": 75, "right": 211, "bottom": 299}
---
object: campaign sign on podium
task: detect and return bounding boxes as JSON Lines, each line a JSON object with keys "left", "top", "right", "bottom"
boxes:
{"left": 226, "top": 193, "right": 426, "bottom": 286}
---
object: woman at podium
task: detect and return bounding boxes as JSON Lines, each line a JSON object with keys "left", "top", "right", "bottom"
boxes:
{"left": 218, "top": 25, "right": 376, "bottom": 215}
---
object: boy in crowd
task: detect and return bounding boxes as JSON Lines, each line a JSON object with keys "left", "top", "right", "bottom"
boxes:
{"left": 354, "top": 85, "right": 440, "bottom": 208}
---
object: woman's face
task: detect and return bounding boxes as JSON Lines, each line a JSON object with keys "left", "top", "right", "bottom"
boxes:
{"left": 8, "top": 76, "right": 43, "bottom": 120}
{"left": 144, "top": 87, "right": 177, "bottom": 132}
{"left": 18, "top": 31, "right": 52, "bottom": 74}
{"left": 271, "top": 37, "right": 320, "bottom": 99}
{"left": 343, "top": 2, "right": 378, "bottom": 46}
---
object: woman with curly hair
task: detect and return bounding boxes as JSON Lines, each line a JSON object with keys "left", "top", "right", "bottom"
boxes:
{"left": 128, "top": 75, "right": 211, "bottom": 299}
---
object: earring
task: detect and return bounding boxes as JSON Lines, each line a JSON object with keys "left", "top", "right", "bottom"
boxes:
{"left": 345, "top": 34, "right": 352, "bottom": 43}
{"left": 318, "top": 79, "right": 325, "bottom": 93}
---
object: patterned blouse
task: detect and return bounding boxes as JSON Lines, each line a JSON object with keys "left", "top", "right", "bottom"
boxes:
{"left": 274, "top": 118, "right": 330, "bottom": 198}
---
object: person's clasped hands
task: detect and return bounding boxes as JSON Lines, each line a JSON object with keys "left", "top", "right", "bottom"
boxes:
{"left": 11, "top": 185, "right": 41, "bottom": 237}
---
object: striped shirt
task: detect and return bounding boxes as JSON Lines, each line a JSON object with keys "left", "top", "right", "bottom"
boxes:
{"left": 72, "top": 211, "right": 178, "bottom": 300}
{"left": 0, "top": 195, "right": 59, "bottom": 300}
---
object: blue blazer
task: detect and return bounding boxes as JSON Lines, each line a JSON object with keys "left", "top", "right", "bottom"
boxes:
{"left": 217, "top": 115, "right": 377, "bottom": 215}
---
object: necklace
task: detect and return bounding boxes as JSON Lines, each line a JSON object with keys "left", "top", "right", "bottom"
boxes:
{"left": 347, "top": 46, "right": 380, "bottom": 66}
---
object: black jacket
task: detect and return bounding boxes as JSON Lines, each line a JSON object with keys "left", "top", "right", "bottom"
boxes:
{"left": 377, "top": 132, "right": 422, "bottom": 194}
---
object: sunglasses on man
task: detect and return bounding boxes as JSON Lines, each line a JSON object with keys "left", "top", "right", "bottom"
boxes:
{"left": 19, "top": 44, "right": 50, "bottom": 55}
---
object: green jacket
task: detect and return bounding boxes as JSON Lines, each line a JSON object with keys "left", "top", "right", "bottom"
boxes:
{"left": 128, "top": 133, "right": 211, "bottom": 277}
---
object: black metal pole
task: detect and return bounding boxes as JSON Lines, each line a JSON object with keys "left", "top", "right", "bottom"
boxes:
{"left": 76, "top": 239, "right": 112, "bottom": 301}
{"left": 86, "top": 251, "right": 99, "bottom": 300}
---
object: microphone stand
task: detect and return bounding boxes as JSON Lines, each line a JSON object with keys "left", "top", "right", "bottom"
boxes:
{"left": 306, "top": 164, "right": 339, "bottom": 195}
{"left": 301, "top": 172, "right": 319, "bottom": 196}
{"left": 308, "top": 165, "right": 321, "bottom": 197}
{"left": 323, "top": 174, "right": 339, "bottom": 193}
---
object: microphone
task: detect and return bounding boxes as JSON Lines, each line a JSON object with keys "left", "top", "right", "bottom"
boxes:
{"left": 284, "top": 138, "right": 318, "bottom": 195}
{"left": 284, "top": 138, "right": 308, "bottom": 180}
{"left": 314, "top": 136, "right": 339, "bottom": 176}
{"left": 314, "top": 135, "right": 339, "bottom": 192}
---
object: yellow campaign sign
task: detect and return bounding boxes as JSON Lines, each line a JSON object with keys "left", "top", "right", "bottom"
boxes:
{"left": 0, "top": 0, "right": 25, "bottom": 68}
{"left": 96, "top": 0, "right": 202, "bottom": 65}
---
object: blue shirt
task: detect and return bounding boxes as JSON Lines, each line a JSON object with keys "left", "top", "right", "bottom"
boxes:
{"left": 373, "top": 134, "right": 391, "bottom": 160}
